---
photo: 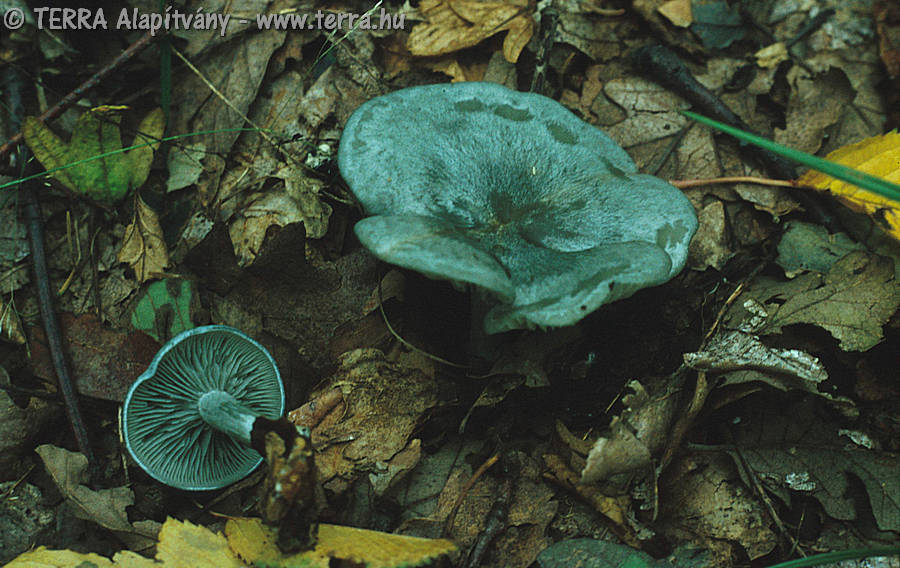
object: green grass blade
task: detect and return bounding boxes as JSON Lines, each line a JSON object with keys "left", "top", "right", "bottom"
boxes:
{"left": 681, "top": 110, "right": 900, "bottom": 203}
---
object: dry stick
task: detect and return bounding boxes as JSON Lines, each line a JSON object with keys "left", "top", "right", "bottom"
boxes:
{"left": 1, "top": 32, "right": 162, "bottom": 473}
{"left": 376, "top": 273, "right": 468, "bottom": 369}
{"left": 443, "top": 454, "right": 499, "bottom": 538}
{"left": 3, "top": 67, "right": 94, "bottom": 459}
{"left": 670, "top": 176, "right": 797, "bottom": 189}
{"left": 170, "top": 46, "right": 283, "bottom": 156}
{"left": 22, "top": 181, "right": 96, "bottom": 470}
{"left": 529, "top": 4, "right": 559, "bottom": 96}
{"left": 0, "top": 30, "right": 161, "bottom": 170}
{"left": 725, "top": 430, "right": 803, "bottom": 556}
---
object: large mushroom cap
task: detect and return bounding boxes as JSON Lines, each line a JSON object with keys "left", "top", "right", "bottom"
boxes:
{"left": 338, "top": 82, "right": 698, "bottom": 333}
{"left": 122, "top": 325, "right": 284, "bottom": 490}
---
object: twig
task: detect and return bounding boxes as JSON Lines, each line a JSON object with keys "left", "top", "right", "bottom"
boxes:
{"left": 0, "top": 30, "right": 161, "bottom": 171}
{"left": 171, "top": 46, "right": 284, "bottom": 158}
{"left": 670, "top": 176, "right": 797, "bottom": 189}
{"left": 4, "top": 57, "right": 97, "bottom": 475}
{"left": 443, "top": 453, "right": 499, "bottom": 537}
{"left": 725, "top": 430, "right": 802, "bottom": 555}
{"left": 658, "top": 259, "right": 768, "bottom": 472}
{"left": 702, "top": 259, "right": 769, "bottom": 347}
{"left": 466, "top": 477, "right": 510, "bottom": 568}
{"left": 22, "top": 183, "right": 96, "bottom": 471}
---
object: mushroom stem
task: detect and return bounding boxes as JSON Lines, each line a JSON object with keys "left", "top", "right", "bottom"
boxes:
{"left": 198, "top": 390, "right": 257, "bottom": 446}
{"left": 468, "top": 287, "right": 502, "bottom": 365}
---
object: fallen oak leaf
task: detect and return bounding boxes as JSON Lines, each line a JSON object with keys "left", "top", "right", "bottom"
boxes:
{"left": 749, "top": 251, "right": 900, "bottom": 351}
{"left": 117, "top": 194, "right": 170, "bottom": 283}
{"left": 407, "top": 0, "right": 534, "bottom": 63}
{"left": 35, "top": 444, "right": 159, "bottom": 548}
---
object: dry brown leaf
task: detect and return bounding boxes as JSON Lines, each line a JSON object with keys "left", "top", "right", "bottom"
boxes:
{"left": 682, "top": 329, "right": 856, "bottom": 414}
{"left": 776, "top": 67, "right": 855, "bottom": 155}
{"left": 35, "top": 445, "right": 159, "bottom": 548}
{"left": 0, "top": 390, "right": 54, "bottom": 478}
{"left": 297, "top": 349, "right": 438, "bottom": 494}
{"left": 658, "top": 0, "right": 692, "bottom": 27}
{"left": 407, "top": 0, "right": 534, "bottom": 63}
{"left": 761, "top": 252, "right": 900, "bottom": 351}
{"left": 582, "top": 416, "right": 653, "bottom": 484}
{"left": 658, "top": 453, "right": 777, "bottom": 560}
{"left": 0, "top": 297, "right": 25, "bottom": 344}
{"left": 228, "top": 170, "right": 332, "bottom": 267}
{"left": 170, "top": 32, "right": 286, "bottom": 206}
{"left": 687, "top": 200, "right": 733, "bottom": 271}
{"left": 581, "top": 380, "right": 677, "bottom": 484}
{"left": 425, "top": 57, "right": 488, "bottom": 82}
{"left": 117, "top": 195, "right": 170, "bottom": 283}
{"left": 381, "top": 33, "right": 414, "bottom": 78}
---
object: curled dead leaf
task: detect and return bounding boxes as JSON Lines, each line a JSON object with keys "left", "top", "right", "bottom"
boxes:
{"left": 117, "top": 194, "right": 170, "bottom": 283}
{"left": 407, "top": 0, "right": 534, "bottom": 63}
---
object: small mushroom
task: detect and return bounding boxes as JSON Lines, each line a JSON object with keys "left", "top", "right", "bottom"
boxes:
{"left": 122, "top": 325, "right": 285, "bottom": 490}
{"left": 338, "top": 82, "right": 698, "bottom": 333}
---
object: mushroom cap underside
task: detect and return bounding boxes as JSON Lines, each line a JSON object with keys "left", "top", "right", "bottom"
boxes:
{"left": 122, "top": 325, "right": 284, "bottom": 490}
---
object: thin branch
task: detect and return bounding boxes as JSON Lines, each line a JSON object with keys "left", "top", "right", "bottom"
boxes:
{"left": 0, "top": 30, "right": 161, "bottom": 170}
{"left": 670, "top": 176, "right": 797, "bottom": 189}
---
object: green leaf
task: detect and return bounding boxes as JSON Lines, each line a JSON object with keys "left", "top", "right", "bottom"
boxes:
{"left": 23, "top": 106, "right": 165, "bottom": 204}
{"left": 130, "top": 279, "right": 194, "bottom": 343}
{"left": 681, "top": 110, "right": 900, "bottom": 202}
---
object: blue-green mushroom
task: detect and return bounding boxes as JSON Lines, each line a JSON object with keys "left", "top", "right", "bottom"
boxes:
{"left": 338, "top": 82, "right": 698, "bottom": 333}
{"left": 122, "top": 325, "right": 285, "bottom": 490}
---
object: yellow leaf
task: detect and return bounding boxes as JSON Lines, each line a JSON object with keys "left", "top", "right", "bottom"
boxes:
{"left": 797, "top": 131, "right": 900, "bottom": 241}
{"left": 226, "top": 518, "right": 457, "bottom": 568}
{"left": 157, "top": 518, "right": 246, "bottom": 568}
{"left": 225, "top": 517, "right": 296, "bottom": 567}
{"left": 407, "top": 0, "right": 534, "bottom": 63}
{"left": 5, "top": 548, "right": 159, "bottom": 567}
{"left": 6, "top": 520, "right": 238, "bottom": 567}
{"left": 4, "top": 547, "right": 118, "bottom": 568}
{"left": 23, "top": 107, "right": 165, "bottom": 204}
{"left": 117, "top": 194, "right": 171, "bottom": 282}
{"left": 314, "top": 524, "right": 457, "bottom": 567}
{"left": 7, "top": 517, "right": 456, "bottom": 568}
